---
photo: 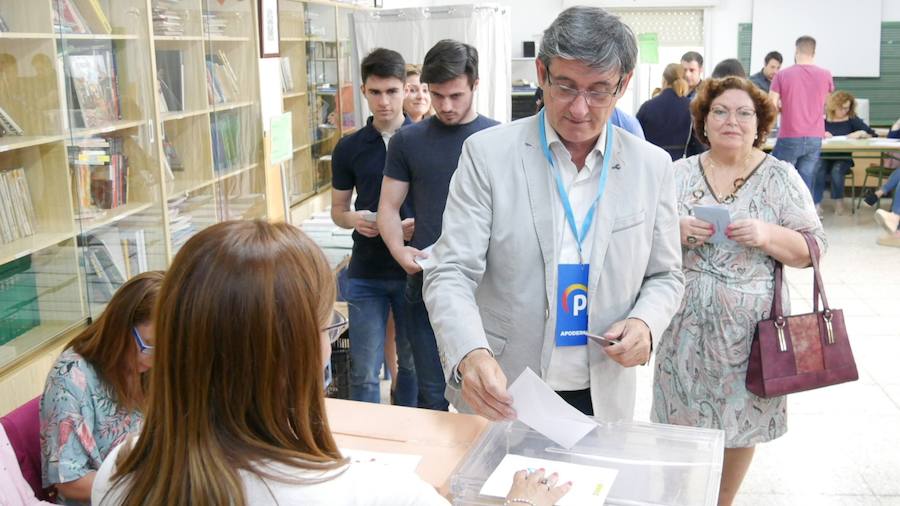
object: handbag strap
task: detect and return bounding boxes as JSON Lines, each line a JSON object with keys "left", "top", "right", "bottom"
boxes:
{"left": 769, "top": 232, "right": 828, "bottom": 319}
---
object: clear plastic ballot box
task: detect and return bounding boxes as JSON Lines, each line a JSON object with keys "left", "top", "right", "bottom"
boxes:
{"left": 450, "top": 419, "right": 725, "bottom": 506}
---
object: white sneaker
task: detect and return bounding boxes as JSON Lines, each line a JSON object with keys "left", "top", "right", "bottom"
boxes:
{"left": 874, "top": 209, "right": 900, "bottom": 234}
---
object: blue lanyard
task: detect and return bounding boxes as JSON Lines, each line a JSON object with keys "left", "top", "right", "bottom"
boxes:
{"left": 537, "top": 109, "right": 614, "bottom": 263}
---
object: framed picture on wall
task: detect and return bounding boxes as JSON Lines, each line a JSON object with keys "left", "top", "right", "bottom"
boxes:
{"left": 258, "top": 0, "right": 280, "bottom": 58}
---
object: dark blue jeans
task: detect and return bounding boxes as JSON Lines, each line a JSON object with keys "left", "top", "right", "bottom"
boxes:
{"left": 405, "top": 273, "right": 449, "bottom": 411}
{"left": 345, "top": 277, "right": 417, "bottom": 406}
{"left": 772, "top": 137, "right": 822, "bottom": 194}
{"left": 813, "top": 159, "right": 853, "bottom": 204}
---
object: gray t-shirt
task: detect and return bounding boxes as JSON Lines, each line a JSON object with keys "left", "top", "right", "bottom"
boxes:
{"left": 383, "top": 114, "right": 499, "bottom": 250}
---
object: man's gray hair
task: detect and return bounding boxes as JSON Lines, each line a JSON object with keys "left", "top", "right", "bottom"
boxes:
{"left": 538, "top": 6, "right": 637, "bottom": 76}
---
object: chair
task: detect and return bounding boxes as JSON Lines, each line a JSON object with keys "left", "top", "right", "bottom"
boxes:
{"left": 0, "top": 397, "right": 55, "bottom": 502}
{"left": 854, "top": 165, "right": 897, "bottom": 211}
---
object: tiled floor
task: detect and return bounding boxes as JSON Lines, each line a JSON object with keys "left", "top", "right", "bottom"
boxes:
{"left": 633, "top": 201, "right": 900, "bottom": 505}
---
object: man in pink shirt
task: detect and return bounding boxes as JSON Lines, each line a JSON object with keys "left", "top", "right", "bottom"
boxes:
{"left": 770, "top": 35, "right": 834, "bottom": 194}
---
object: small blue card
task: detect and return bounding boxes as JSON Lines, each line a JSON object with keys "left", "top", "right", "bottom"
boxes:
{"left": 555, "top": 264, "right": 590, "bottom": 346}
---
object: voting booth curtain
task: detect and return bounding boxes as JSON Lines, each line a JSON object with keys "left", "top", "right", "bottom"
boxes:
{"left": 352, "top": 4, "right": 511, "bottom": 122}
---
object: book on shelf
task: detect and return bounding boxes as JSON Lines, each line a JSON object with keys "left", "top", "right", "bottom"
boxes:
{"left": 205, "top": 51, "right": 240, "bottom": 105}
{"left": 68, "top": 136, "right": 129, "bottom": 213}
{"left": 0, "top": 106, "right": 24, "bottom": 137}
{"left": 152, "top": 3, "right": 186, "bottom": 37}
{"left": 281, "top": 58, "right": 294, "bottom": 92}
{"left": 156, "top": 49, "right": 184, "bottom": 111}
{"left": 52, "top": 0, "right": 90, "bottom": 34}
{"left": 71, "top": 0, "right": 112, "bottom": 34}
{"left": 78, "top": 231, "right": 126, "bottom": 304}
{"left": 0, "top": 12, "right": 10, "bottom": 32}
{"left": 65, "top": 44, "right": 121, "bottom": 128}
{"left": 201, "top": 11, "right": 227, "bottom": 37}
{"left": 0, "top": 168, "right": 37, "bottom": 245}
{"left": 210, "top": 111, "right": 241, "bottom": 173}
{"left": 0, "top": 256, "right": 41, "bottom": 346}
{"left": 161, "top": 134, "right": 183, "bottom": 181}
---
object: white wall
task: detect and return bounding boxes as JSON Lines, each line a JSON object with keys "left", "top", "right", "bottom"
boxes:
{"left": 380, "top": 0, "right": 562, "bottom": 57}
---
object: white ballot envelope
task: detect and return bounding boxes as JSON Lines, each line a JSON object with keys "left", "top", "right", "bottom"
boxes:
{"left": 693, "top": 204, "right": 732, "bottom": 244}
{"left": 359, "top": 210, "right": 377, "bottom": 222}
{"left": 479, "top": 454, "right": 618, "bottom": 506}
{"left": 507, "top": 367, "right": 598, "bottom": 449}
{"left": 413, "top": 244, "right": 435, "bottom": 270}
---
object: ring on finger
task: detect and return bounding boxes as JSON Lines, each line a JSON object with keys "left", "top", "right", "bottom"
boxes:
{"left": 686, "top": 235, "right": 697, "bottom": 244}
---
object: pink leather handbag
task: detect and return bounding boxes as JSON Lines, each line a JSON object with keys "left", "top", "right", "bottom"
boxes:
{"left": 746, "top": 233, "right": 858, "bottom": 398}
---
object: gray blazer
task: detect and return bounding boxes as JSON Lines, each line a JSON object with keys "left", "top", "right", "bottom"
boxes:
{"left": 423, "top": 114, "right": 685, "bottom": 421}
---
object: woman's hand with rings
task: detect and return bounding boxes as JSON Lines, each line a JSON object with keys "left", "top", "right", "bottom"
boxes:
{"left": 680, "top": 217, "right": 714, "bottom": 248}
{"left": 505, "top": 468, "right": 571, "bottom": 506}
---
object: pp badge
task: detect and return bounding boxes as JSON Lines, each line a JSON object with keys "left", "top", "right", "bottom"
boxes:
{"left": 555, "top": 264, "right": 590, "bottom": 346}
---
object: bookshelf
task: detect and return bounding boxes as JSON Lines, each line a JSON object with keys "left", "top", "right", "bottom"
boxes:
{"left": 279, "top": 1, "right": 362, "bottom": 207}
{"left": 0, "top": 0, "right": 268, "bottom": 370}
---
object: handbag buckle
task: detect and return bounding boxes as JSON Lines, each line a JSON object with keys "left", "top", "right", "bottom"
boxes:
{"left": 774, "top": 317, "right": 787, "bottom": 352}
{"left": 823, "top": 310, "right": 835, "bottom": 345}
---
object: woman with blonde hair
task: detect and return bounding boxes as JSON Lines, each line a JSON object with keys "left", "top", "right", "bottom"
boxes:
{"left": 637, "top": 63, "right": 693, "bottom": 160}
{"left": 40, "top": 271, "right": 164, "bottom": 504}
{"left": 815, "top": 90, "right": 877, "bottom": 214}
{"left": 91, "top": 221, "right": 569, "bottom": 505}
{"left": 403, "top": 64, "right": 433, "bottom": 123}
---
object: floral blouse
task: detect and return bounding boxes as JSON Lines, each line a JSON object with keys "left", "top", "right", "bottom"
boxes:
{"left": 40, "top": 349, "right": 142, "bottom": 505}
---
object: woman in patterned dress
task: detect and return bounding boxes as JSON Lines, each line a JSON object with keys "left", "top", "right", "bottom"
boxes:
{"left": 651, "top": 77, "right": 826, "bottom": 506}
{"left": 40, "top": 271, "right": 163, "bottom": 505}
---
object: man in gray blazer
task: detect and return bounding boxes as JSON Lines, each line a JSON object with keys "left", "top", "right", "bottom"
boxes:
{"left": 422, "top": 6, "right": 684, "bottom": 421}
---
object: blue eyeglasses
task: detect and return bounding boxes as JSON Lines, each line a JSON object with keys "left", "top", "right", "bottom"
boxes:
{"left": 132, "top": 327, "right": 154, "bottom": 355}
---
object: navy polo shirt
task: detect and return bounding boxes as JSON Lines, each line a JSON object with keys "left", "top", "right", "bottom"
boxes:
{"left": 332, "top": 116, "right": 412, "bottom": 279}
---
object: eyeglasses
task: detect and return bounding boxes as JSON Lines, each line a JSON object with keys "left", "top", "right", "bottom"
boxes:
{"left": 708, "top": 106, "right": 757, "bottom": 124}
{"left": 132, "top": 327, "right": 154, "bottom": 355}
{"left": 545, "top": 73, "right": 623, "bottom": 108}
{"left": 323, "top": 310, "right": 349, "bottom": 343}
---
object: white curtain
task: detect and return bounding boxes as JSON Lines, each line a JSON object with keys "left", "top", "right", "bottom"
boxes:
{"left": 353, "top": 4, "right": 511, "bottom": 122}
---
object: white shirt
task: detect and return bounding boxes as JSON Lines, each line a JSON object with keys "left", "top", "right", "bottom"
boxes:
{"left": 543, "top": 113, "right": 608, "bottom": 392}
{"left": 92, "top": 439, "right": 448, "bottom": 506}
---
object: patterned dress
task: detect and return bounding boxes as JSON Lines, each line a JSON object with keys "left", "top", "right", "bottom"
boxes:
{"left": 651, "top": 154, "right": 826, "bottom": 447}
{"left": 40, "top": 349, "right": 143, "bottom": 505}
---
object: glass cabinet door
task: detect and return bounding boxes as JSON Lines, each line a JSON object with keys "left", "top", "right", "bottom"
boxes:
{"left": 337, "top": 7, "right": 360, "bottom": 136}
{"left": 204, "top": 0, "right": 266, "bottom": 227}
{"left": 280, "top": 0, "right": 314, "bottom": 205}
{"left": 0, "top": 0, "right": 85, "bottom": 367}
{"left": 56, "top": 0, "right": 167, "bottom": 317}
{"left": 305, "top": 2, "right": 338, "bottom": 192}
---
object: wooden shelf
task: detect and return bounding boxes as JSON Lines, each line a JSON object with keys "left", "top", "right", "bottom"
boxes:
{"left": 154, "top": 35, "right": 203, "bottom": 42}
{"left": 0, "top": 32, "right": 55, "bottom": 40}
{"left": 0, "top": 232, "right": 75, "bottom": 265}
{"left": 215, "top": 163, "right": 258, "bottom": 182}
{"left": 76, "top": 202, "right": 155, "bottom": 234}
{"left": 210, "top": 101, "right": 254, "bottom": 113}
{"left": 283, "top": 90, "right": 308, "bottom": 99}
{"left": 161, "top": 109, "right": 210, "bottom": 122}
{"left": 293, "top": 143, "right": 311, "bottom": 153}
{"left": 0, "top": 135, "right": 65, "bottom": 153}
{"left": 282, "top": 37, "right": 311, "bottom": 42}
{"left": 56, "top": 34, "right": 140, "bottom": 41}
{"left": 205, "top": 35, "right": 251, "bottom": 42}
{"left": 69, "top": 119, "right": 145, "bottom": 139}
{"left": 169, "top": 178, "right": 215, "bottom": 198}
{"left": 0, "top": 320, "right": 84, "bottom": 371}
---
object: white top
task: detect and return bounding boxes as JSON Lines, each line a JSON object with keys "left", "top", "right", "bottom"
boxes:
{"left": 91, "top": 439, "right": 448, "bottom": 506}
{"left": 543, "top": 113, "right": 607, "bottom": 392}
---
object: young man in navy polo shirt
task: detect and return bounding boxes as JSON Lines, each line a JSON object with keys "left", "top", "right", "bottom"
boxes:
{"left": 378, "top": 40, "right": 499, "bottom": 411}
{"left": 331, "top": 48, "right": 416, "bottom": 405}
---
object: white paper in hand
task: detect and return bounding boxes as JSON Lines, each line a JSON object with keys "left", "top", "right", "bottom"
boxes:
{"left": 507, "top": 367, "right": 598, "bottom": 449}
{"left": 693, "top": 204, "right": 732, "bottom": 244}
{"left": 479, "top": 454, "right": 618, "bottom": 506}
{"left": 413, "top": 244, "right": 436, "bottom": 270}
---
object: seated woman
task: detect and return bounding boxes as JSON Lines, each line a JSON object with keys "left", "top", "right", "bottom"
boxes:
{"left": 816, "top": 90, "right": 878, "bottom": 214}
{"left": 91, "top": 220, "right": 570, "bottom": 506}
{"left": 636, "top": 63, "right": 693, "bottom": 160}
{"left": 40, "top": 272, "right": 164, "bottom": 505}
